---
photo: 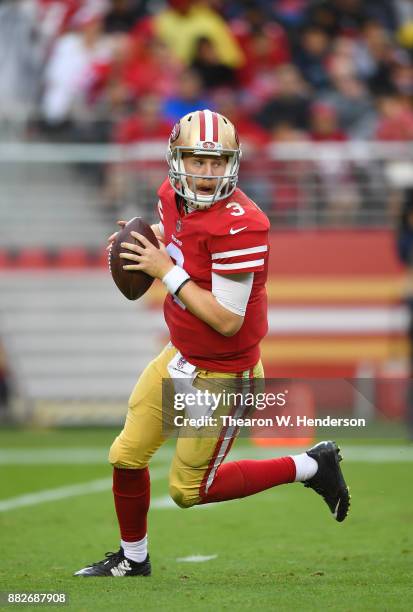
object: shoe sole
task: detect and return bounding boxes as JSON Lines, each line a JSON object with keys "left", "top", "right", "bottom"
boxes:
{"left": 74, "top": 565, "right": 152, "bottom": 577}
{"left": 332, "top": 443, "right": 351, "bottom": 522}
{"left": 74, "top": 571, "right": 151, "bottom": 577}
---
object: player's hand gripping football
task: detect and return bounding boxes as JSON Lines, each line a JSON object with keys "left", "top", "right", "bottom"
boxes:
{"left": 120, "top": 231, "right": 174, "bottom": 280}
{"left": 106, "top": 220, "right": 164, "bottom": 251}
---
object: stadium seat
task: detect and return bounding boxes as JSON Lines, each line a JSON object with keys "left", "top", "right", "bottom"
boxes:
{"left": 14, "top": 248, "right": 50, "bottom": 269}
{"left": 56, "top": 248, "right": 89, "bottom": 268}
{"left": 0, "top": 249, "right": 12, "bottom": 269}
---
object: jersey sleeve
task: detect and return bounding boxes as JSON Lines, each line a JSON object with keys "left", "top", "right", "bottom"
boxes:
{"left": 209, "top": 228, "right": 269, "bottom": 275}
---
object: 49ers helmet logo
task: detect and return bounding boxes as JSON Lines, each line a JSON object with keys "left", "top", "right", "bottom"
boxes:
{"left": 170, "top": 122, "right": 180, "bottom": 143}
{"left": 202, "top": 141, "right": 216, "bottom": 149}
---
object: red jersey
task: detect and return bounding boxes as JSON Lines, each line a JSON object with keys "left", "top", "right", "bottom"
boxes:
{"left": 157, "top": 179, "right": 270, "bottom": 372}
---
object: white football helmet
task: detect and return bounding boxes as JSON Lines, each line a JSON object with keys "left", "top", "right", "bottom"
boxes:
{"left": 167, "top": 109, "right": 241, "bottom": 210}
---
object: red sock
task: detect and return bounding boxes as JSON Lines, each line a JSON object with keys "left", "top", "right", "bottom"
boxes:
{"left": 199, "top": 457, "right": 296, "bottom": 504}
{"left": 112, "top": 467, "right": 150, "bottom": 541}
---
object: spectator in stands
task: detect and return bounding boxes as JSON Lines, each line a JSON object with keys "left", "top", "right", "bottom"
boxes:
{"left": 330, "top": 34, "right": 388, "bottom": 86}
{"left": 114, "top": 34, "right": 183, "bottom": 100}
{"left": 363, "top": 0, "right": 398, "bottom": 31}
{"left": 231, "top": 11, "right": 291, "bottom": 87}
{"left": 306, "top": 0, "right": 396, "bottom": 38}
{"left": 0, "top": 0, "right": 45, "bottom": 125}
{"left": 310, "top": 102, "right": 347, "bottom": 142}
{"left": 213, "top": 89, "right": 270, "bottom": 153}
{"left": 375, "top": 93, "right": 413, "bottom": 140}
{"left": 255, "top": 64, "right": 311, "bottom": 132}
{"left": 271, "top": 0, "right": 308, "bottom": 30}
{"left": 357, "top": 21, "right": 398, "bottom": 94}
{"left": 113, "top": 93, "right": 172, "bottom": 144}
{"left": 82, "top": 33, "right": 131, "bottom": 120}
{"left": 83, "top": 31, "right": 184, "bottom": 127}
{"left": 395, "top": 0, "right": 413, "bottom": 28}
{"left": 397, "top": 13, "right": 413, "bottom": 51}
{"left": 222, "top": 1, "right": 276, "bottom": 24}
{"left": 294, "top": 26, "right": 331, "bottom": 90}
{"left": 231, "top": 14, "right": 291, "bottom": 109}
{"left": 41, "top": 5, "right": 112, "bottom": 129}
{"left": 152, "top": 0, "right": 244, "bottom": 69}
{"left": 37, "top": 0, "right": 81, "bottom": 41}
{"left": 320, "top": 61, "right": 377, "bottom": 139}
{"left": 162, "top": 68, "right": 211, "bottom": 123}
{"left": 104, "top": 0, "right": 148, "bottom": 33}
{"left": 391, "top": 57, "right": 413, "bottom": 96}
{"left": 304, "top": 2, "right": 340, "bottom": 37}
{"left": 319, "top": 0, "right": 369, "bottom": 37}
{"left": 191, "top": 36, "right": 237, "bottom": 90}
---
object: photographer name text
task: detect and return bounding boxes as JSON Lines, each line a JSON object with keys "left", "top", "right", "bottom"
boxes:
{"left": 173, "top": 415, "right": 367, "bottom": 428}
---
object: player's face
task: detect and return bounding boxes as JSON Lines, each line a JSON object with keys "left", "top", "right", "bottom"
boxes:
{"left": 183, "top": 154, "right": 227, "bottom": 197}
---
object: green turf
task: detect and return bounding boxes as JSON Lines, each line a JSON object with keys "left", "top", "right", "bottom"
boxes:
{"left": 0, "top": 427, "right": 118, "bottom": 449}
{"left": 0, "top": 430, "right": 412, "bottom": 611}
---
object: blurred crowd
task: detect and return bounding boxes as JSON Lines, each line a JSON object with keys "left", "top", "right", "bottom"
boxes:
{"left": 2, "top": 0, "right": 413, "bottom": 217}
{"left": 2, "top": 0, "right": 413, "bottom": 145}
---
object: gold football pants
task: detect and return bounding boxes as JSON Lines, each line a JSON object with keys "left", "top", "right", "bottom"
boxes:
{"left": 109, "top": 343, "right": 264, "bottom": 507}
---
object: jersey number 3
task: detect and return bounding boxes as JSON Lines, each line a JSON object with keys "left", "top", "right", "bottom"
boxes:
{"left": 226, "top": 203, "right": 245, "bottom": 216}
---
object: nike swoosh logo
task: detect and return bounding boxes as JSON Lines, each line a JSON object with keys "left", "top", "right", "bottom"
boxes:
{"left": 230, "top": 226, "right": 248, "bottom": 235}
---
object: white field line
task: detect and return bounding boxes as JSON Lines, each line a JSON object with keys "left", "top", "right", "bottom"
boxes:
{"left": 0, "top": 486, "right": 213, "bottom": 514}
{"left": 151, "top": 495, "right": 175, "bottom": 510}
{"left": 0, "top": 477, "right": 113, "bottom": 512}
{"left": 0, "top": 467, "right": 167, "bottom": 513}
{"left": 176, "top": 555, "right": 218, "bottom": 563}
{"left": 0, "top": 445, "right": 412, "bottom": 465}
{"left": 0, "top": 447, "right": 174, "bottom": 465}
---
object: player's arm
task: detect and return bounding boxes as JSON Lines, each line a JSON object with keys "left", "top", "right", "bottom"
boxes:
{"left": 172, "top": 274, "right": 249, "bottom": 337}
{"left": 120, "top": 232, "right": 251, "bottom": 337}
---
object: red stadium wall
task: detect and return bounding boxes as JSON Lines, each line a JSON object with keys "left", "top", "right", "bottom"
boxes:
{"left": 262, "top": 229, "right": 407, "bottom": 379}
{"left": 267, "top": 229, "right": 403, "bottom": 277}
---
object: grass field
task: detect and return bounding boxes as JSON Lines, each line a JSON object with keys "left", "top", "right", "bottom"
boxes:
{"left": 0, "top": 427, "right": 412, "bottom": 611}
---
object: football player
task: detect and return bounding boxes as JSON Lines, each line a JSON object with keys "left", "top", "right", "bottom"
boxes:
{"left": 74, "top": 109, "right": 350, "bottom": 577}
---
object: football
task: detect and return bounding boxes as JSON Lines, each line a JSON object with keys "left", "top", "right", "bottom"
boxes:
{"left": 109, "top": 216, "right": 159, "bottom": 300}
